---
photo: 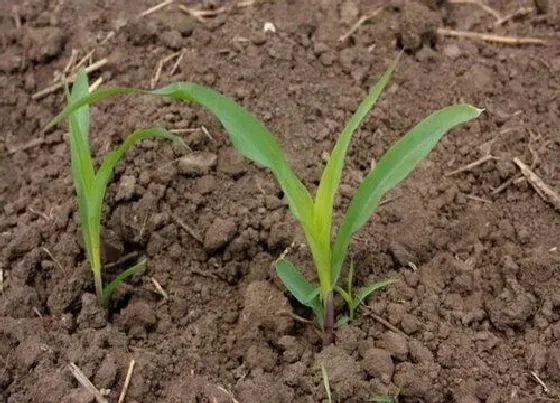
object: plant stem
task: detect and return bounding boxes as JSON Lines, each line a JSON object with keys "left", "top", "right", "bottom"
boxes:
{"left": 323, "top": 291, "right": 335, "bottom": 345}
{"left": 94, "top": 268, "right": 104, "bottom": 306}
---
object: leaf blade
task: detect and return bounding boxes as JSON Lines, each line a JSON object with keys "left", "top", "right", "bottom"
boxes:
{"left": 332, "top": 105, "right": 482, "bottom": 281}
{"left": 89, "top": 127, "right": 185, "bottom": 269}
{"left": 275, "top": 258, "right": 324, "bottom": 321}
{"left": 101, "top": 259, "right": 147, "bottom": 307}
{"left": 351, "top": 279, "right": 397, "bottom": 311}
{"left": 153, "top": 82, "right": 314, "bottom": 225}
{"left": 312, "top": 57, "right": 398, "bottom": 278}
{"left": 67, "top": 71, "right": 96, "bottom": 270}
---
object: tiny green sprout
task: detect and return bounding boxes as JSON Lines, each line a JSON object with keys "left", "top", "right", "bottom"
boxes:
{"left": 335, "top": 259, "right": 396, "bottom": 322}
{"left": 49, "top": 70, "right": 185, "bottom": 308}
{"left": 46, "top": 54, "right": 482, "bottom": 340}
{"left": 321, "top": 363, "right": 332, "bottom": 403}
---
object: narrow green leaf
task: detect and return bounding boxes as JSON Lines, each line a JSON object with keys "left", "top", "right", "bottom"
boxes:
{"left": 101, "top": 259, "right": 147, "bottom": 307}
{"left": 321, "top": 363, "right": 332, "bottom": 403}
{"left": 332, "top": 105, "right": 482, "bottom": 281}
{"left": 47, "top": 86, "right": 140, "bottom": 130}
{"left": 67, "top": 71, "right": 96, "bottom": 271}
{"left": 334, "top": 314, "right": 350, "bottom": 328}
{"left": 351, "top": 279, "right": 397, "bottom": 311}
{"left": 70, "top": 70, "right": 91, "bottom": 151}
{"left": 90, "top": 127, "right": 185, "bottom": 226}
{"left": 87, "top": 127, "right": 184, "bottom": 286}
{"left": 153, "top": 82, "right": 314, "bottom": 225}
{"left": 313, "top": 57, "right": 398, "bottom": 273}
{"left": 304, "top": 287, "right": 321, "bottom": 304}
{"left": 275, "top": 258, "right": 324, "bottom": 323}
{"left": 334, "top": 285, "right": 352, "bottom": 307}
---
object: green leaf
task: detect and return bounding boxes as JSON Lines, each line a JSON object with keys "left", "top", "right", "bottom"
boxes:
{"left": 153, "top": 82, "right": 314, "bottom": 225}
{"left": 275, "top": 259, "right": 323, "bottom": 319}
{"left": 332, "top": 104, "right": 482, "bottom": 281}
{"left": 313, "top": 57, "right": 398, "bottom": 289}
{"left": 67, "top": 71, "right": 96, "bottom": 272}
{"left": 334, "top": 285, "right": 352, "bottom": 307}
{"left": 321, "top": 363, "right": 332, "bottom": 403}
{"left": 351, "top": 279, "right": 397, "bottom": 311}
{"left": 47, "top": 85, "right": 139, "bottom": 130}
{"left": 334, "top": 314, "right": 350, "bottom": 328}
{"left": 87, "top": 127, "right": 184, "bottom": 281}
{"left": 101, "top": 259, "right": 147, "bottom": 307}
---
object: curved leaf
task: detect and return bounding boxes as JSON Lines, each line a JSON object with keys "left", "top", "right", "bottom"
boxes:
{"left": 351, "top": 279, "right": 397, "bottom": 311}
{"left": 101, "top": 259, "right": 147, "bottom": 307}
{"left": 331, "top": 105, "right": 482, "bottom": 282}
{"left": 275, "top": 258, "right": 324, "bottom": 322}
{"left": 153, "top": 82, "right": 313, "bottom": 224}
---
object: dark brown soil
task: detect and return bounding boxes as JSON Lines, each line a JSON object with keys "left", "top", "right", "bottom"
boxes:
{"left": 1, "top": 1, "right": 560, "bottom": 402}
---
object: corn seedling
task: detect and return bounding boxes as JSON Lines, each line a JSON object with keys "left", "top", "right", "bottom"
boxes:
{"left": 52, "top": 70, "right": 185, "bottom": 307}
{"left": 47, "top": 55, "right": 481, "bottom": 341}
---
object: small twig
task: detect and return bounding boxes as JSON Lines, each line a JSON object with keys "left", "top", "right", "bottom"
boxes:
{"left": 513, "top": 157, "right": 560, "bottom": 212}
{"left": 466, "top": 194, "right": 492, "bottom": 204}
{"left": 151, "top": 277, "right": 169, "bottom": 299}
{"left": 169, "top": 48, "right": 186, "bottom": 76}
{"left": 169, "top": 128, "right": 200, "bottom": 134}
{"left": 0, "top": 268, "right": 3, "bottom": 293}
{"left": 89, "top": 77, "right": 103, "bottom": 92}
{"left": 363, "top": 307, "right": 409, "bottom": 338}
{"left": 191, "top": 268, "right": 218, "bottom": 279}
{"left": 7, "top": 138, "right": 46, "bottom": 155}
{"left": 437, "top": 28, "right": 547, "bottom": 45}
{"left": 68, "top": 363, "right": 109, "bottom": 403}
{"left": 447, "top": 0, "right": 502, "bottom": 20}
{"left": 531, "top": 371, "right": 549, "bottom": 393}
{"left": 151, "top": 51, "right": 183, "bottom": 89}
{"left": 339, "top": 6, "right": 384, "bottom": 42}
{"left": 118, "top": 359, "right": 136, "bottom": 403}
{"left": 445, "top": 154, "right": 497, "bottom": 176}
{"left": 12, "top": 6, "right": 21, "bottom": 30}
{"left": 216, "top": 386, "right": 241, "bottom": 403}
{"left": 42, "top": 247, "right": 63, "bottom": 272}
{"left": 64, "top": 49, "right": 79, "bottom": 74}
{"left": 74, "top": 50, "right": 96, "bottom": 72}
{"left": 379, "top": 195, "right": 400, "bottom": 206}
{"left": 28, "top": 207, "right": 52, "bottom": 221}
{"left": 172, "top": 213, "right": 203, "bottom": 242}
{"left": 137, "top": 0, "right": 174, "bottom": 18}
{"left": 178, "top": 0, "right": 256, "bottom": 23}
{"left": 32, "top": 59, "right": 108, "bottom": 100}
{"left": 201, "top": 126, "right": 213, "bottom": 141}
{"left": 276, "top": 309, "right": 314, "bottom": 325}
{"left": 495, "top": 6, "right": 535, "bottom": 26}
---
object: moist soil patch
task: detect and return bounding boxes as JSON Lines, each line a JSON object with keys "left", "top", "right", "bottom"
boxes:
{"left": 1, "top": 1, "right": 560, "bottom": 402}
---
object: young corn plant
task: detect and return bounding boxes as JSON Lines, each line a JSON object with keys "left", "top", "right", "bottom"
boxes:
{"left": 48, "top": 56, "right": 481, "bottom": 341}
{"left": 55, "top": 70, "right": 184, "bottom": 308}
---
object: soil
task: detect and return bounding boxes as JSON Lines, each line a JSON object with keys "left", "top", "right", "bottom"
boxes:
{"left": 1, "top": 0, "right": 559, "bottom": 402}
